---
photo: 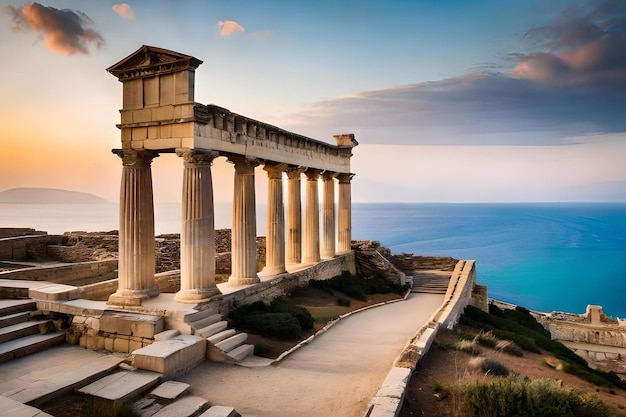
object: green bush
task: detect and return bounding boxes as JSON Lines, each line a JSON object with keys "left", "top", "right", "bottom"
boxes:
{"left": 456, "top": 375, "right": 610, "bottom": 417}
{"left": 271, "top": 300, "right": 314, "bottom": 330}
{"left": 308, "top": 270, "right": 406, "bottom": 301}
{"left": 496, "top": 340, "right": 523, "bottom": 357}
{"left": 336, "top": 296, "right": 351, "bottom": 306}
{"left": 456, "top": 339, "right": 481, "bottom": 356}
{"left": 482, "top": 358, "right": 510, "bottom": 376}
{"left": 237, "top": 312, "right": 301, "bottom": 340}
{"left": 474, "top": 331, "right": 499, "bottom": 348}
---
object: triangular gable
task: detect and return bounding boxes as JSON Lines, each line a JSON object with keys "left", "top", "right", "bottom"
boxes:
{"left": 107, "top": 45, "right": 203, "bottom": 80}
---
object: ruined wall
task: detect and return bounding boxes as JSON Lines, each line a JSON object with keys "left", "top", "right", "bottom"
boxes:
{"left": 0, "top": 260, "right": 118, "bottom": 283}
{"left": 390, "top": 254, "right": 459, "bottom": 271}
{"left": 0, "top": 228, "right": 47, "bottom": 238}
{"left": 352, "top": 240, "right": 406, "bottom": 285}
{"left": 0, "top": 234, "right": 63, "bottom": 261}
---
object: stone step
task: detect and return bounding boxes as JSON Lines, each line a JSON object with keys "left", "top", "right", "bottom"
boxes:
{"left": 196, "top": 321, "right": 228, "bottom": 338}
{"left": 0, "top": 319, "right": 53, "bottom": 344}
{"left": 184, "top": 308, "right": 218, "bottom": 326}
{"left": 151, "top": 395, "right": 210, "bottom": 417}
{"left": 207, "top": 329, "right": 236, "bottom": 345}
{"left": 147, "top": 380, "right": 190, "bottom": 402}
{"left": 154, "top": 329, "right": 181, "bottom": 341}
{"left": 77, "top": 369, "right": 162, "bottom": 417}
{"left": 0, "top": 299, "right": 36, "bottom": 317}
{"left": 226, "top": 344, "right": 254, "bottom": 362}
{"left": 0, "top": 331, "right": 65, "bottom": 364}
{"left": 133, "top": 334, "right": 206, "bottom": 378}
{"left": 0, "top": 311, "right": 31, "bottom": 329}
{"left": 0, "top": 396, "right": 53, "bottom": 417}
{"left": 215, "top": 333, "right": 247, "bottom": 353}
{"left": 200, "top": 405, "right": 241, "bottom": 417}
{"left": 189, "top": 313, "right": 222, "bottom": 331}
{"left": 1, "top": 347, "right": 123, "bottom": 407}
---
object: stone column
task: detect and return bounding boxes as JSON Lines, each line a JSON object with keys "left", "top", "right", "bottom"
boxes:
{"left": 337, "top": 173, "right": 354, "bottom": 254}
{"left": 261, "top": 162, "right": 288, "bottom": 276}
{"left": 321, "top": 171, "right": 336, "bottom": 259}
{"left": 174, "top": 150, "right": 220, "bottom": 303}
{"left": 286, "top": 167, "right": 305, "bottom": 266}
{"left": 228, "top": 156, "right": 260, "bottom": 285}
{"left": 304, "top": 168, "right": 321, "bottom": 264}
{"left": 109, "top": 149, "right": 159, "bottom": 306}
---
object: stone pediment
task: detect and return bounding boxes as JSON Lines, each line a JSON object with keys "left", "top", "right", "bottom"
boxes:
{"left": 107, "top": 45, "right": 203, "bottom": 80}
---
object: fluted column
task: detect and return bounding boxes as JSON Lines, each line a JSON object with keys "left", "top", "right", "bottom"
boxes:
{"left": 109, "top": 149, "right": 159, "bottom": 306}
{"left": 321, "top": 171, "right": 336, "bottom": 259}
{"left": 304, "top": 168, "right": 321, "bottom": 264}
{"left": 260, "top": 162, "right": 288, "bottom": 276}
{"left": 286, "top": 167, "right": 305, "bottom": 265}
{"left": 228, "top": 156, "right": 260, "bottom": 285}
{"left": 337, "top": 173, "right": 354, "bottom": 254}
{"left": 174, "top": 150, "right": 220, "bottom": 303}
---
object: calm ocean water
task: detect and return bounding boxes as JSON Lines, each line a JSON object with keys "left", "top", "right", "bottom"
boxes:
{"left": 1, "top": 202, "right": 625, "bottom": 318}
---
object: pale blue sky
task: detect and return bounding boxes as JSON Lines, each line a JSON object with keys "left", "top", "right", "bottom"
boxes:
{"left": 1, "top": 0, "right": 625, "bottom": 202}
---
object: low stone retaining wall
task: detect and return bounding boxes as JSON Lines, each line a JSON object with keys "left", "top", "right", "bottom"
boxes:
{"left": 0, "top": 259, "right": 118, "bottom": 283}
{"left": 0, "top": 234, "right": 63, "bottom": 260}
{"left": 367, "top": 260, "right": 480, "bottom": 417}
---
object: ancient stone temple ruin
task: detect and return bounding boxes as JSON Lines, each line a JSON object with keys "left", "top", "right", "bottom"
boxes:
{"left": 106, "top": 45, "right": 358, "bottom": 306}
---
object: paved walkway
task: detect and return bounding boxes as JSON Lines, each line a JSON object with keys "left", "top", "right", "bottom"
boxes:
{"left": 180, "top": 292, "right": 444, "bottom": 417}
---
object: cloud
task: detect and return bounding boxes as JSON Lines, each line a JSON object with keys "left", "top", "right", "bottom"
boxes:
{"left": 511, "top": 0, "right": 626, "bottom": 85}
{"left": 6, "top": 2, "right": 104, "bottom": 55}
{"left": 112, "top": 3, "right": 135, "bottom": 21}
{"left": 218, "top": 20, "right": 245, "bottom": 37}
{"left": 282, "top": 0, "right": 626, "bottom": 146}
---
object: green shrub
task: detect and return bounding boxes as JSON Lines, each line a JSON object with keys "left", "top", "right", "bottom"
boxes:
{"left": 493, "top": 330, "right": 540, "bottom": 353}
{"left": 482, "top": 358, "right": 510, "bottom": 376}
{"left": 253, "top": 342, "right": 271, "bottom": 356}
{"left": 496, "top": 340, "right": 523, "bottom": 357}
{"left": 475, "top": 331, "right": 498, "bottom": 348}
{"left": 455, "top": 375, "right": 610, "bottom": 417}
{"left": 456, "top": 339, "right": 481, "bottom": 356}
{"left": 336, "top": 296, "right": 351, "bottom": 306}
{"left": 271, "top": 300, "right": 314, "bottom": 330}
{"left": 237, "top": 312, "right": 301, "bottom": 340}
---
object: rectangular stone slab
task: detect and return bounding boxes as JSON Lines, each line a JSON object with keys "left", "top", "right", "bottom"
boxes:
{"left": 148, "top": 380, "right": 190, "bottom": 401}
{"left": 77, "top": 370, "right": 161, "bottom": 401}
{"left": 133, "top": 335, "right": 205, "bottom": 377}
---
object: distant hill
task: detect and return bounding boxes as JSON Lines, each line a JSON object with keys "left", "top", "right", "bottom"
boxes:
{"left": 0, "top": 188, "right": 108, "bottom": 204}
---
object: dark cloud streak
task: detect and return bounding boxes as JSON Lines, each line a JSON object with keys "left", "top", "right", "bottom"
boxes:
{"left": 6, "top": 2, "right": 104, "bottom": 55}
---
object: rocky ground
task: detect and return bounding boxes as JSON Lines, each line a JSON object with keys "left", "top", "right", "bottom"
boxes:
{"left": 399, "top": 328, "right": 626, "bottom": 417}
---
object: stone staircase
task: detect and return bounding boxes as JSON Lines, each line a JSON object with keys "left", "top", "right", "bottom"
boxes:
{"left": 186, "top": 310, "right": 255, "bottom": 363}
{"left": 410, "top": 271, "right": 451, "bottom": 294}
{"left": 0, "top": 298, "right": 65, "bottom": 363}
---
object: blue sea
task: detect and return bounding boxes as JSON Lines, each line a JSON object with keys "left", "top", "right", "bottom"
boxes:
{"left": 1, "top": 202, "right": 625, "bottom": 318}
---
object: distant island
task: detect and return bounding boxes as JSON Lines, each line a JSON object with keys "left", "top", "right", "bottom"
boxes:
{"left": 0, "top": 188, "right": 108, "bottom": 204}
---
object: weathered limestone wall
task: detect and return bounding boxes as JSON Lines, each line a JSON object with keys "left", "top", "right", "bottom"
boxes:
{"left": 537, "top": 316, "right": 626, "bottom": 348}
{"left": 0, "top": 228, "right": 47, "bottom": 238}
{"left": 0, "top": 234, "right": 63, "bottom": 261}
{"left": 352, "top": 240, "right": 406, "bottom": 285}
{"left": 0, "top": 260, "right": 118, "bottom": 283}
{"left": 48, "top": 231, "right": 119, "bottom": 263}
{"left": 389, "top": 254, "right": 458, "bottom": 271}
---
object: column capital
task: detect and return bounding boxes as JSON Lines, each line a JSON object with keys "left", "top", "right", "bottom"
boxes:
{"left": 227, "top": 155, "right": 260, "bottom": 174}
{"left": 286, "top": 166, "right": 306, "bottom": 180}
{"left": 304, "top": 168, "right": 322, "bottom": 180}
{"left": 336, "top": 173, "right": 355, "bottom": 184}
{"left": 322, "top": 171, "right": 337, "bottom": 181}
{"left": 263, "top": 162, "right": 288, "bottom": 179}
{"left": 175, "top": 149, "right": 219, "bottom": 166}
{"left": 113, "top": 149, "right": 159, "bottom": 167}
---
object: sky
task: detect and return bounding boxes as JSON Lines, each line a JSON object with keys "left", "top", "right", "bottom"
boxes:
{"left": 1, "top": 0, "right": 625, "bottom": 203}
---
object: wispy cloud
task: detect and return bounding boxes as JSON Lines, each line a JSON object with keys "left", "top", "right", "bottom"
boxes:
{"left": 283, "top": 0, "right": 626, "bottom": 146}
{"left": 6, "top": 2, "right": 104, "bottom": 55}
{"left": 112, "top": 3, "right": 135, "bottom": 21}
{"left": 250, "top": 29, "right": 272, "bottom": 41}
{"left": 218, "top": 20, "right": 245, "bottom": 37}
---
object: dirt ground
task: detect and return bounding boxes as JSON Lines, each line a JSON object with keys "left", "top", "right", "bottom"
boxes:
{"left": 399, "top": 327, "right": 626, "bottom": 417}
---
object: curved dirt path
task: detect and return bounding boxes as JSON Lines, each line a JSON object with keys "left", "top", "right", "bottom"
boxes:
{"left": 180, "top": 292, "right": 444, "bottom": 417}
